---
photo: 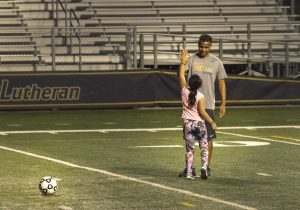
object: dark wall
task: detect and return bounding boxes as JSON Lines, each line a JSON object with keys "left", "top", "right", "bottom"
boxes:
{"left": 282, "top": 0, "right": 300, "bottom": 19}
{"left": 0, "top": 70, "right": 299, "bottom": 110}
{"left": 296, "top": 1, "right": 300, "bottom": 19}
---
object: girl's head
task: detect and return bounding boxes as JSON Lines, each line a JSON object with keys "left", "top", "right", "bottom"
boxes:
{"left": 188, "top": 75, "right": 203, "bottom": 108}
{"left": 188, "top": 74, "right": 202, "bottom": 91}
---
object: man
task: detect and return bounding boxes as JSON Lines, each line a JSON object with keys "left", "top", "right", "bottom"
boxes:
{"left": 179, "top": 34, "right": 227, "bottom": 177}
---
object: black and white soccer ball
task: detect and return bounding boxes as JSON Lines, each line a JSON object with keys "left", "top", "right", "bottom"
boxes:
{"left": 39, "top": 176, "right": 58, "bottom": 195}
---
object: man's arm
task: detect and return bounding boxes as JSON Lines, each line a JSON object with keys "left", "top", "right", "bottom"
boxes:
{"left": 218, "top": 79, "right": 226, "bottom": 118}
{"left": 198, "top": 98, "right": 217, "bottom": 130}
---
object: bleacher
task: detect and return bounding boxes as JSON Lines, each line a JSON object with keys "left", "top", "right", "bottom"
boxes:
{"left": 0, "top": 0, "right": 299, "bottom": 77}
{"left": 0, "top": 0, "right": 38, "bottom": 70}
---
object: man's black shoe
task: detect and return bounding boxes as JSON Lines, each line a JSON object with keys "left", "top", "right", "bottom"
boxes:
{"left": 207, "top": 166, "right": 211, "bottom": 177}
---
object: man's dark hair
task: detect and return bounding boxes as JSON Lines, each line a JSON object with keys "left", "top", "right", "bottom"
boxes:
{"left": 198, "top": 34, "right": 212, "bottom": 43}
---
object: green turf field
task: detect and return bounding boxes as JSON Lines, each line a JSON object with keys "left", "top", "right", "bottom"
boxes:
{"left": 0, "top": 106, "right": 299, "bottom": 210}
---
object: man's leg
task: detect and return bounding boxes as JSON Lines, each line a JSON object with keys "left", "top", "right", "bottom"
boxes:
{"left": 205, "top": 109, "right": 216, "bottom": 177}
{"left": 199, "top": 122, "right": 209, "bottom": 179}
{"left": 208, "top": 139, "right": 213, "bottom": 166}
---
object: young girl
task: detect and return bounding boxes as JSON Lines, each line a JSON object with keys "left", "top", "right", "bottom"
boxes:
{"left": 178, "top": 49, "right": 217, "bottom": 179}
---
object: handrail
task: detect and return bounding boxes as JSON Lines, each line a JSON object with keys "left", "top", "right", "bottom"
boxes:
{"left": 51, "top": 0, "right": 68, "bottom": 49}
{"left": 0, "top": 26, "right": 298, "bottom": 77}
{"left": 51, "top": 0, "right": 67, "bottom": 27}
{"left": 69, "top": 9, "right": 82, "bottom": 70}
{"left": 70, "top": 9, "right": 80, "bottom": 27}
{"left": 126, "top": 21, "right": 300, "bottom": 27}
{"left": 51, "top": 0, "right": 83, "bottom": 70}
{"left": 137, "top": 32, "right": 300, "bottom": 78}
{"left": 139, "top": 32, "right": 300, "bottom": 45}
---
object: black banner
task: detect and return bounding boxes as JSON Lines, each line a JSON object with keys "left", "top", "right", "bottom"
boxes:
{"left": 0, "top": 71, "right": 180, "bottom": 109}
{"left": 225, "top": 76, "right": 300, "bottom": 105}
{"left": 0, "top": 70, "right": 299, "bottom": 110}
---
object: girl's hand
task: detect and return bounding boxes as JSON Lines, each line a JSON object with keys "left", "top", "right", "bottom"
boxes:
{"left": 180, "top": 48, "right": 189, "bottom": 65}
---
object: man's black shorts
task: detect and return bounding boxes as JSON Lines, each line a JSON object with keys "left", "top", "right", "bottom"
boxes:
{"left": 205, "top": 109, "right": 216, "bottom": 140}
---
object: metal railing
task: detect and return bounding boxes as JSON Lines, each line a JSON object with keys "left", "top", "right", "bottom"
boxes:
{"left": 136, "top": 32, "right": 300, "bottom": 78}
{"left": 0, "top": 25, "right": 299, "bottom": 78}
{"left": 8, "top": 0, "right": 290, "bottom": 77}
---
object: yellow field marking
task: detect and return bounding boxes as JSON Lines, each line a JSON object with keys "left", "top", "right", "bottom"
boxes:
{"left": 181, "top": 202, "right": 196, "bottom": 207}
{"left": 218, "top": 131, "right": 300, "bottom": 146}
{"left": 272, "top": 136, "right": 300, "bottom": 142}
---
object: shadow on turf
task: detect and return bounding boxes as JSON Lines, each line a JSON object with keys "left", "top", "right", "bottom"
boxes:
{"left": 211, "top": 177, "right": 275, "bottom": 186}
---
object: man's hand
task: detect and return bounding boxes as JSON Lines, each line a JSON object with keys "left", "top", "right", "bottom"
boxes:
{"left": 218, "top": 79, "right": 226, "bottom": 119}
{"left": 219, "top": 103, "right": 226, "bottom": 118}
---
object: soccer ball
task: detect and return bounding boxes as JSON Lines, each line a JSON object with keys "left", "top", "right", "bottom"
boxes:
{"left": 39, "top": 176, "right": 58, "bottom": 195}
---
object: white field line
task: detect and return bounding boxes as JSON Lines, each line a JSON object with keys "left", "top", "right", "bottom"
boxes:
{"left": 0, "top": 125, "right": 299, "bottom": 136}
{"left": 132, "top": 145, "right": 183, "bottom": 148}
{"left": 217, "top": 131, "right": 300, "bottom": 146}
{"left": 218, "top": 125, "right": 300, "bottom": 129}
{"left": 0, "top": 145, "right": 256, "bottom": 210}
{"left": 131, "top": 141, "right": 271, "bottom": 148}
{"left": 256, "top": 173, "right": 273, "bottom": 177}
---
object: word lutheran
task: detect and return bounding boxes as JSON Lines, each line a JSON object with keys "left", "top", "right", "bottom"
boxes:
{"left": 0, "top": 79, "right": 80, "bottom": 102}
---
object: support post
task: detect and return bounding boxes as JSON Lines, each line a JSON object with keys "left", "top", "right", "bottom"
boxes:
{"left": 139, "top": 34, "right": 144, "bottom": 69}
{"left": 247, "top": 23, "right": 252, "bottom": 76}
{"left": 154, "top": 34, "right": 158, "bottom": 69}
{"left": 133, "top": 27, "right": 137, "bottom": 69}
{"left": 268, "top": 43, "right": 273, "bottom": 77}
{"left": 51, "top": 27, "right": 56, "bottom": 71}
{"left": 285, "top": 42, "right": 289, "bottom": 78}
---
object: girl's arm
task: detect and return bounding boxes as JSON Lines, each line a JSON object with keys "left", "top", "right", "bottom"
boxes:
{"left": 178, "top": 49, "right": 189, "bottom": 89}
{"left": 197, "top": 98, "right": 217, "bottom": 130}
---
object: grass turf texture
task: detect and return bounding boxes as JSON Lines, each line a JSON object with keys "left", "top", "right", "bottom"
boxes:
{"left": 0, "top": 106, "right": 299, "bottom": 210}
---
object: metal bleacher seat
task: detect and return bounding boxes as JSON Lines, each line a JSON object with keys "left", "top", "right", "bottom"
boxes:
{"left": 0, "top": 0, "right": 299, "bottom": 73}
{"left": 0, "top": 0, "right": 120, "bottom": 71}
{"left": 0, "top": 0, "right": 42, "bottom": 71}
{"left": 81, "top": 0, "right": 298, "bottom": 37}
{"left": 79, "top": 0, "right": 299, "bottom": 74}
